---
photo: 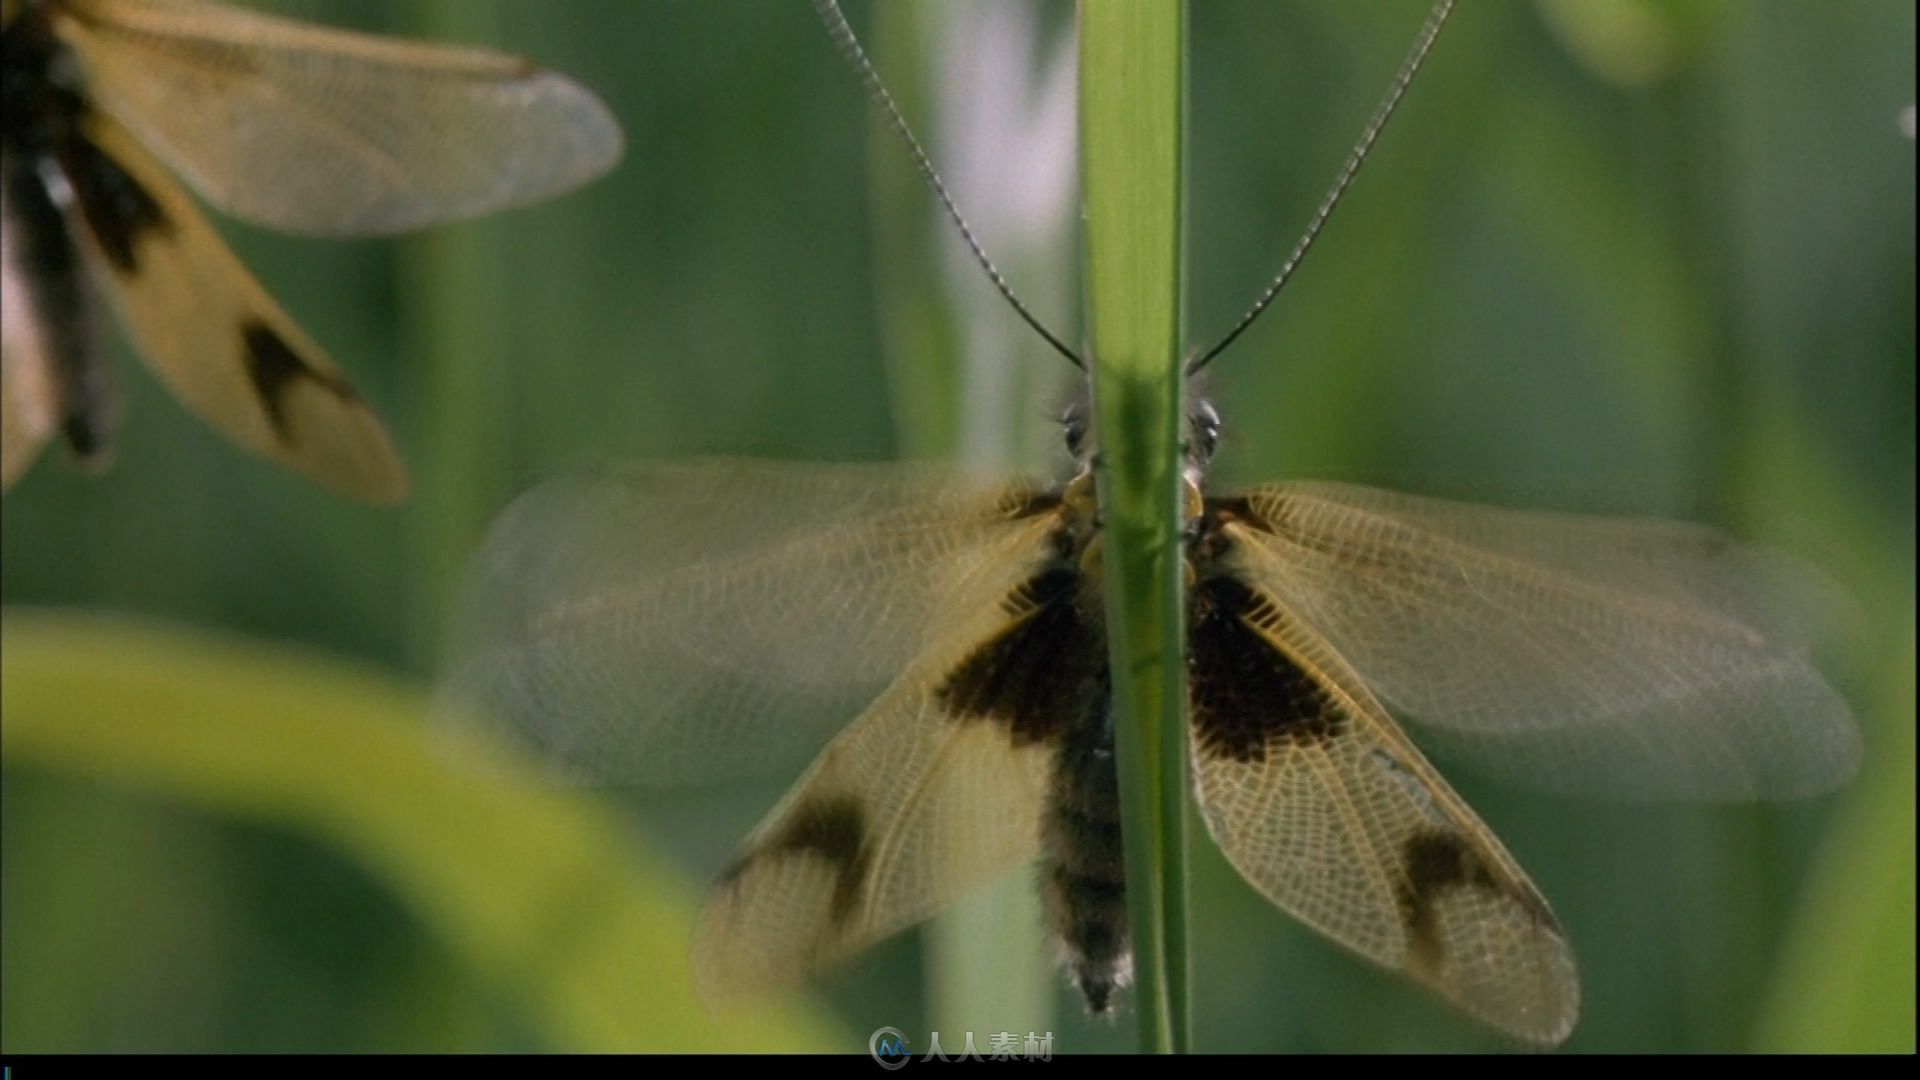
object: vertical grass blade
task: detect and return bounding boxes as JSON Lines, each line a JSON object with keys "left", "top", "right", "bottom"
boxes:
{"left": 870, "top": 1, "right": 961, "bottom": 462}
{"left": 400, "top": 0, "right": 515, "bottom": 672}
{"left": 1079, "top": 0, "right": 1191, "bottom": 1054}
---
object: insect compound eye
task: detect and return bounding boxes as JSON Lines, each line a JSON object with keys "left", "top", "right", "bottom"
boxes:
{"left": 1189, "top": 401, "right": 1222, "bottom": 463}
{"left": 1061, "top": 402, "right": 1089, "bottom": 458}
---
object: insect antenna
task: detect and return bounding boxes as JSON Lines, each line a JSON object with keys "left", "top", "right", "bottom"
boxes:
{"left": 811, "top": 0, "right": 1085, "bottom": 371}
{"left": 1188, "top": 0, "right": 1455, "bottom": 375}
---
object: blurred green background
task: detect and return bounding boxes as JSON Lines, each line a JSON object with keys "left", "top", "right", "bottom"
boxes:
{"left": 2, "top": 0, "right": 1912, "bottom": 1053}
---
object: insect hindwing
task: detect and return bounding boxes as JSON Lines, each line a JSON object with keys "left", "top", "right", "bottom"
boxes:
{"left": 66, "top": 108, "right": 406, "bottom": 501}
{"left": 1188, "top": 520, "right": 1578, "bottom": 1044}
{"left": 1181, "top": 479, "right": 1859, "bottom": 1043}
{"left": 692, "top": 643, "right": 1062, "bottom": 1000}
{"left": 693, "top": 480, "right": 1131, "bottom": 1007}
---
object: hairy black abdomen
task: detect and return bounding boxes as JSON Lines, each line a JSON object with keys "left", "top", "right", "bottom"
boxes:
{"left": 1040, "top": 700, "right": 1129, "bottom": 1013}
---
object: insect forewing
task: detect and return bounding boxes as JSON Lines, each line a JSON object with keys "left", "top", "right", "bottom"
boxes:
{"left": 1223, "top": 481, "right": 1861, "bottom": 800}
{"left": 54, "top": 0, "right": 624, "bottom": 235}
{"left": 438, "top": 460, "right": 1065, "bottom": 786}
{"left": 67, "top": 111, "right": 407, "bottom": 501}
{"left": 1187, "top": 562, "right": 1580, "bottom": 1046}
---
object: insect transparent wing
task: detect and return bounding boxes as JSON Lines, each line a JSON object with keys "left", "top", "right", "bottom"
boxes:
{"left": 65, "top": 112, "right": 407, "bottom": 501}
{"left": 1226, "top": 482, "right": 1861, "bottom": 800}
{"left": 1188, "top": 573, "right": 1578, "bottom": 1046}
{"left": 55, "top": 0, "right": 623, "bottom": 235}
{"left": 438, "top": 460, "right": 1065, "bottom": 786}
{"left": 693, "top": 655, "right": 1057, "bottom": 1000}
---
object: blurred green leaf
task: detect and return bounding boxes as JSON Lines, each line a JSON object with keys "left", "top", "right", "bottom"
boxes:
{"left": 1755, "top": 622, "right": 1917, "bottom": 1053}
{"left": 0, "top": 609, "right": 840, "bottom": 1051}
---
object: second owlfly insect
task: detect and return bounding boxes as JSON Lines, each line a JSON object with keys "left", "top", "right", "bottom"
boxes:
{"left": 1, "top": 0, "right": 623, "bottom": 500}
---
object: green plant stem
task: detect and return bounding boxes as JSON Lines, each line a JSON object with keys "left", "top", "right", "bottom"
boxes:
{"left": 401, "top": 0, "right": 514, "bottom": 674}
{"left": 1079, "top": 0, "right": 1191, "bottom": 1055}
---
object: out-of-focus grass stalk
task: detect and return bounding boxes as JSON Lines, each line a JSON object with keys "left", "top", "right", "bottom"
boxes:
{"left": 867, "top": 0, "right": 1053, "bottom": 1040}
{"left": 1080, "top": 0, "right": 1190, "bottom": 1054}
{"left": 872, "top": 1, "right": 960, "bottom": 461}
{"left": 1756, "top": 618, "right": 1917, "bottom": 1051}
{"left": 1743, "top": 399, "right": 1918, "bottom": 1053}
{"left": 399, "top": 0, "right": 515, "bottom": 673}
